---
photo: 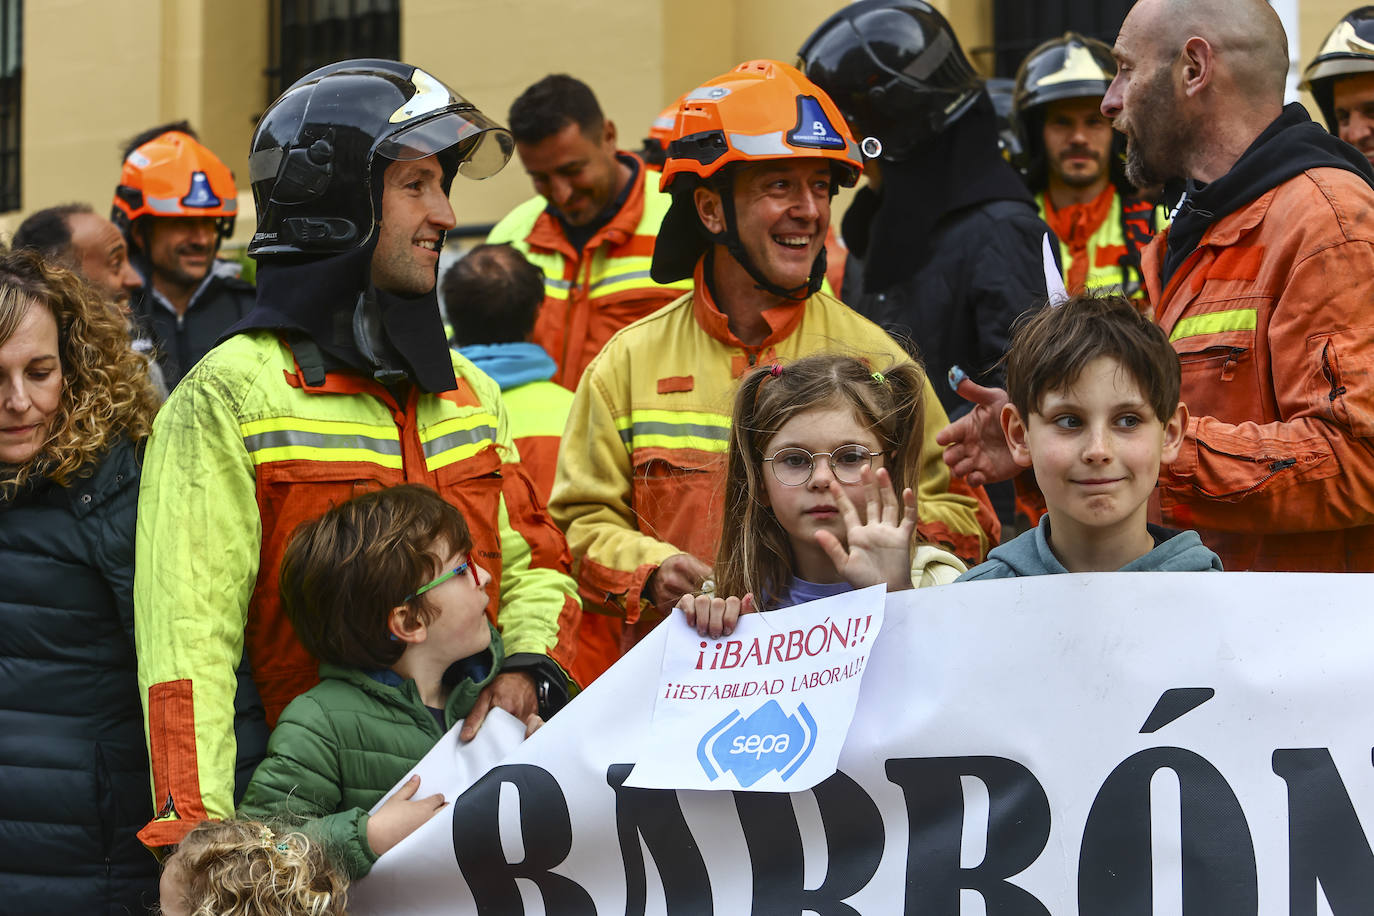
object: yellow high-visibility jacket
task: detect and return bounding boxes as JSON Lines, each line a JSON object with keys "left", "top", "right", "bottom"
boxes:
{"left": 134, "top": 331, "right": 579, "bottom": 846}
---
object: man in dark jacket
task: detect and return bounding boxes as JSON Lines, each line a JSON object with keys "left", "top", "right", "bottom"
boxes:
{"left": 112, "top": 122, "right": 255, "bottom": 387}
{"left": 799, "top": 0, "right": 1052, "bottom": 420}
{"left": 799, "top": 0, "right": 1053, "bottom": 528}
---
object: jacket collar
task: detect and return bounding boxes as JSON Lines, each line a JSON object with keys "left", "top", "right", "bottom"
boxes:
{"left": 690, "top": 256, "right": 807, "bottom": 354}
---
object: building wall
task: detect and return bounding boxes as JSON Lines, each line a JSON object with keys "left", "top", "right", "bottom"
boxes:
{"left": 8, "top": 0, "right": 267, "bottom": 243}
{"left": 0, "top": 0, "right": 1345, "bottom": 245}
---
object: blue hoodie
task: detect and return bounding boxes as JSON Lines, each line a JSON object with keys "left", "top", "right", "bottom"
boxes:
{"left": 958, "top": 518, "right": 1223, "bottom": 580}
{"left": 457, "top": 342, "right": 556, "bottom": 391}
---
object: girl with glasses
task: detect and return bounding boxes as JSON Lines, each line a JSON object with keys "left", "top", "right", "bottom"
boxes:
{"left": 678, "top": 354, "right": 966, "bottom": 637}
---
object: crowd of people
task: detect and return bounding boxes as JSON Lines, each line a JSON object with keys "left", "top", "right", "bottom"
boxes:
{"left": 2, "top": 0, "right": 1373, "bottom": 912}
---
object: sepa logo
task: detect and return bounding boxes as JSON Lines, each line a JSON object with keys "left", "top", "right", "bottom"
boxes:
{"left": 787, "top": 96, "right": 846, "bottom": 151}
{"left": 696, "top": 699, "right": 818, "bottom": 787}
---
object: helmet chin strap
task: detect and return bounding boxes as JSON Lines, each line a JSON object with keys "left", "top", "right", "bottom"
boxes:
{"left": 710, "top": 179, "right": 826, "bottom": 302}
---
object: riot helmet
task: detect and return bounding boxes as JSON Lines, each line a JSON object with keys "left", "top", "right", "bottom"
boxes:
{"left": 797, "top": 0, "right": 982, "bottom": 161}
{"left": 650, "top": 59, "right": 862, "bottom": 299}
{"left": 1301, "top": 7, "right": 1374, "bottom": 132}
{"left": 247, "top": 59, "right": 513, "bottom": 258}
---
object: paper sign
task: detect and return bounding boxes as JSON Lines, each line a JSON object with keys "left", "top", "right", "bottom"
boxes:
{"left": 624, "top": 584, "right": 885, "bottom": 791}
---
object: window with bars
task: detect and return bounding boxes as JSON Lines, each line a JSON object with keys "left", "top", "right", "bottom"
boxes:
{"left": 0, "top": 0, "right": 21, "bottom": 213}
{"left": 267, "top": 0, "right": 399, "bottom": 102}
{"left": 988, "top": 0, "right": 1132, "bottom": 78}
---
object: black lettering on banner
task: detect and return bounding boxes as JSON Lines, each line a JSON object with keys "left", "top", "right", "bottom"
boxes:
{"left": 451, "top": 764, "right": 594, "bottom": 914}
{"left": 606, "top": 764, "right": 714, "bottom": 915}
{"left": 885, "top": 757, "right": 1051, "bottom": 915}
{"left": 1078, "top": 747, "right": 1256, "bottom": 914}
{"left": 1272, "top": 748, "right": 1374, "bottom": 914}
{"left": 733, "top": 770, "right": 883, "bottom": 915}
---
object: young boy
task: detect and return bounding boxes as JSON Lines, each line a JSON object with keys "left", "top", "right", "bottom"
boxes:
{"left": 238, "top": 484, "right": 541, "bottom": 879}
{"left": 959, "top": 294, "right": 1222, "bottom": 577}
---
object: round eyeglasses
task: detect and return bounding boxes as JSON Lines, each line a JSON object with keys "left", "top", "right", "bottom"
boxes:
{"left": 762, "top": 444, "right": 885, "bottom": 486}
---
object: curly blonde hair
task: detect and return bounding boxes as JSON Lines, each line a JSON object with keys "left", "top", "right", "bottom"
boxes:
{"left": 167, "top": 819, "right": 348, "bottom": 916}
{"left": 0, "top": 247, "right": 159, "bottom": 496}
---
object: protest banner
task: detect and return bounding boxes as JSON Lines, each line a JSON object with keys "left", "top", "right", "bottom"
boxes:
{"left": 351, "top": 572, "right": 1374, "bottom": 914}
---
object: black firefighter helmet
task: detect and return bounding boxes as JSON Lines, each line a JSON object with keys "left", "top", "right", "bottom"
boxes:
{"left": 247, "top": 59, "right": 514, "bottom": 258}
{"left": 1301, "top": 7, "right": 1374, "bottom": 133}
{"left": 798, "top": 0, "right": 982, "bottom": 162}
{"left": 1011, "top": 32, "right": 1123, "bottom": 191}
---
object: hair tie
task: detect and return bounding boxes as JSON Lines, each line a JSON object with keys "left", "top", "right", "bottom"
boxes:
{"left": 768, "top": 364, "right": 783, "bottom": 378}
{"left": 871, "top": 371, "right": 885, "bottom": 385}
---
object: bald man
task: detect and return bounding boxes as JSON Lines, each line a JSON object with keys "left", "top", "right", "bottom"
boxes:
{"left": 941, "top": 0, "right": 1374, "bottom": 572}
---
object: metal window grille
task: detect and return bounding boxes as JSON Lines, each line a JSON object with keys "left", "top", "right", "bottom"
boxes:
{"left": 0, "top": 0, "right": 21, "bottom": 212}
{"left": 267, "top": 0, "right": 399, "bottom": 102}
{"left": 987, "top": 0, "right": 1132, "bottom": 78}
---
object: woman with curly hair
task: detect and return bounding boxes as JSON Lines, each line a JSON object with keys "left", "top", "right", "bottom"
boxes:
{"left": 0, "top": 247, "right": 161, "bottom": 912}
{"left": 159, "top": 819, "right": 348, "bottom": 916}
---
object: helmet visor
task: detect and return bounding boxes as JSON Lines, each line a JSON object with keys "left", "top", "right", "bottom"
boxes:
{"left": 375, "top": 108, "right": 514, "bottom": 180}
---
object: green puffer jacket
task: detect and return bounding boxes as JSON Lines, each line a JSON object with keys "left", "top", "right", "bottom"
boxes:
{"left": 238, "top": 625, "right": 502, "bottom": 878}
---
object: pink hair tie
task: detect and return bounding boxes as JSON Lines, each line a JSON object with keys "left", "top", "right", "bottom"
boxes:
{"left": 768, "top": 364, "right": 783, "bottom": 378}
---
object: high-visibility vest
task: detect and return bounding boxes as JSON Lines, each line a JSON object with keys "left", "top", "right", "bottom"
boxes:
{"left": 1037, "top": 188, "right": 1167, "bottom": 299}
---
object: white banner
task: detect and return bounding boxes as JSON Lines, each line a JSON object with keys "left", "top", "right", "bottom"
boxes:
{"left": 352, "top": 572, "right": 1374, "bottom": 914}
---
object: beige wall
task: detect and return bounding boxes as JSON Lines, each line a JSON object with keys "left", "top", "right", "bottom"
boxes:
{"left": 6, "top": 0, "right": 268, "bottom": 242}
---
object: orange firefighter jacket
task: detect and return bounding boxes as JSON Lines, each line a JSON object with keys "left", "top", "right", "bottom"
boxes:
{"left": 1144, "top": 167, "right": 1374, "bottom": 570}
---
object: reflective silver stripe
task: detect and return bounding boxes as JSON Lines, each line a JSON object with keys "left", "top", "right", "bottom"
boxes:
{"left": 423, "top": 424, "right": 498, "bottom": 456}
{"left": 143, "top": 193, "right": 235, "bottom": 215}
{"left": 619, "top": 420, "right": 730, "bottom": 443}
{"left": 728, "top": 131, "right": 791, "bottom": 157}
{"left": 589, "top": 269, "right": 656, "bottom": 292}
{"left": 545, "top": 277, "right": 572, "bottom": 291}
{"left": 243, "top": 428, "right": 402, "bottom": 455}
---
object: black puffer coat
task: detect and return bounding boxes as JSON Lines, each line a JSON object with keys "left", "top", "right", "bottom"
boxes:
{"left": 0, "top": 437, "right": 159, "bottom": 914}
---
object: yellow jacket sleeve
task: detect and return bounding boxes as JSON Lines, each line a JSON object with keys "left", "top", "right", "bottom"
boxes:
{"left": 134, "top": 354, "right": 265, "bottom": 846}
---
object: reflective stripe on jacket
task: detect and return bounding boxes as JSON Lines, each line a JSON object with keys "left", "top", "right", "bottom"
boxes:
{"left": 1143, "top": 166, "right": 1374, "bottom": 571}
{"left": 134, "top": 331, "right": 580, "bottom": 845}
{"left": 488, "top": 157, "right": 692, "bottom": 390}
{"left": 549, "top": 264, "right": 989, "bottom": 668}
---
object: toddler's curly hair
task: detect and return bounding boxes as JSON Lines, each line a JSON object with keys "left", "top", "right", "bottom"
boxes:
{"left": 167, "top": 819, "right": 348, "bottom": 916}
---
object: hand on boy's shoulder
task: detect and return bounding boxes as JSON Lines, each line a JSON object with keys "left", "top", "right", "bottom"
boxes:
{"left": 459, "top": 671, "right": 538, "bottom": 742}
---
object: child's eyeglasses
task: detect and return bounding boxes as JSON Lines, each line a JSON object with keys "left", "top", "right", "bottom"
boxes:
{"left": 404, "top": 560, "right": 476, "bottom": 602}
{"left": 762, "top": 444, "right": 885, "bottom": 486}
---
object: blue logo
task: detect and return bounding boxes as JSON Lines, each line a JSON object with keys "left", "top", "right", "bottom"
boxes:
{"left": 181, "top": 171, "right": 222, "bottom": 209}
{"left": 787, "top": 96, "right": 845, "bottom": 151}
{"left": 696, "top": 700, "right": 818, "bottom": 787}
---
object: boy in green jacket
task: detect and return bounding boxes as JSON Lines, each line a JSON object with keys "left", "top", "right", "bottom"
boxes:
{"left": 238, "top": 484, "right": 541, "bottom": 878}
